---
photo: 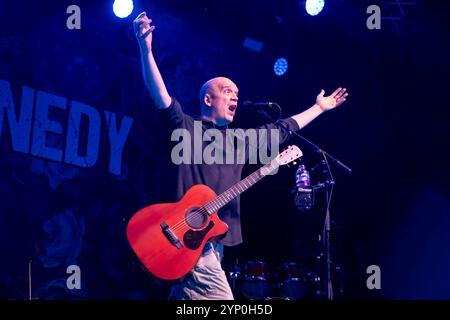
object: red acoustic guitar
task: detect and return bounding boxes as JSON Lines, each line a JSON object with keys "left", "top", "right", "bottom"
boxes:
{"left": 127, "top": 145, "right": 303, "bottom": 280}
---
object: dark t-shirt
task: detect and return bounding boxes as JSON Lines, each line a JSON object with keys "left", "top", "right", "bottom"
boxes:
{"left": 158, "top": 97, "right": 300, "bottom": 246}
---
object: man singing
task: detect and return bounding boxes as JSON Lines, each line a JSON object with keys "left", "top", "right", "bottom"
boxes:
{"left": 133, "top": 11, "right": 348, "bottom": 300}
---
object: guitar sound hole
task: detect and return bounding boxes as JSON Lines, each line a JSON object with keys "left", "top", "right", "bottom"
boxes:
{"left": 185, "top": 207, "right": 208, "bottom": 229}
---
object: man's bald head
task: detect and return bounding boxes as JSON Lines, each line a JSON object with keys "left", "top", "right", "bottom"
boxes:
{"left": 198, "top": 77, "right": 239, "bottom": 125}
{"left": 199, "top": 77, "right": 235, "bottom": 107}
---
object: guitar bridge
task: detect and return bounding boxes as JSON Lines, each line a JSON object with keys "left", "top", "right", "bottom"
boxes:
{"left": 160, "top": 221, "right": 183, "bottom": 249}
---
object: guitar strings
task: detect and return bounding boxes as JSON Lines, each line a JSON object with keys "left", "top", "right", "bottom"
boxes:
{"left": 139, "top": 208, "right": 211, "bottom": 267}
{"left": 168, "top": 167, "right": 268, "bottom": 234}
{"left": 169, "top": 206, "right": 209, "bottom": 234}
{"left": 167, "top": 161, "right": 282, "bottom": 234}
{"left": 165, "top": 150, "right": 295, "bottom": 235}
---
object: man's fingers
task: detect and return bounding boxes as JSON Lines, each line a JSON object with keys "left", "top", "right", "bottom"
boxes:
{"left": 331, "top": 87, "right": 342, "bottom": 98}
{"left": 134, "top": 17, "right": 146, "bottom": 27}
{"left": 138, "top": 22, "right": 149, "bottom": 31}
{"left": 135, "top": 11, "right": 147, "bottom": 20}
{"left": 335, "top": 88, "right": 347, "bottom": 99}
{"left": 134, "top": 16, "right": 148, "bottom": 32}
{"left": 135, "top": 18, "right": 152, "bottom": 27}
{"left": 139, "top": 22, "right": 154, "bottom": 34}
{"left": 133, "top": 11, "right": 156, "bottom": 41}
{"left": 135, "top": 18, "right": 154, "bottom": 36}
{"left": 336, "top": 92, "right": 349, "bottom": 105}
{"left": 139, "top": 26, "right": 155, "bottom": 39}
{"left": 135, "top": 17, "right": 152, "bottom": 23}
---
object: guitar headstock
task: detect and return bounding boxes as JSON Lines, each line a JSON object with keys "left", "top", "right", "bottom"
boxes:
{"left": 275, "top": 145, "right": 303, "bottom": 166}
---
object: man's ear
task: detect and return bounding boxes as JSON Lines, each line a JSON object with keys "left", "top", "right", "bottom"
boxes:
{"left": 204, "top": 93, "right": 212, "bottom": 107}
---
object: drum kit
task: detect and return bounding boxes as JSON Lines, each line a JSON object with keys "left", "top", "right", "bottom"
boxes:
{"left": 228, "top": 259, "right": 321, "bottom": 300}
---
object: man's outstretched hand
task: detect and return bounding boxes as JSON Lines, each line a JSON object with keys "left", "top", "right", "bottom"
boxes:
{"left": 316, "top": 88, "right": 348, "bottom": 112}
{"left": 133, "top": 12, "right": 155, "bottom": 51}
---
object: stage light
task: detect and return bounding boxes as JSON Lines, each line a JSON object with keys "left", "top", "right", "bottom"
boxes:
{"left": 305, "top": 0, "right": 325, "bottom": 16}
{"left": 274, "top": 57, "right": 288, "bottom": 76}
{"left": 113, "top": 0, "right": 134, "bottom": 18}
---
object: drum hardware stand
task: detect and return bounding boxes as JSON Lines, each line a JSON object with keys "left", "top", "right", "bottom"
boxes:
{"left": 229, "top": 259, "right": 241, "bottom": 294}
{"left": 258, "top": 108, "right": 352, "bottom": 300}
{"left": 28, "top": 260, "right": 32, "bottom": 300}
{"left": 27, "top": 244, "right": 40, "bottom": 300}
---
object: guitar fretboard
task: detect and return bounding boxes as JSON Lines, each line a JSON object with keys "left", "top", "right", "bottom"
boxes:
{"left": 203, "top": 160, "right": 279, "bottom": 215}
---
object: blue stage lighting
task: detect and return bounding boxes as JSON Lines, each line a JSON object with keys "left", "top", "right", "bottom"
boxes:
{"left": 274, "top": 58, "right": 288, "bottom": 76}
{"left": 113, "top": 0, "right": 134, "bottom": 18}
{"left": 305, "top": 0, "right": 325, "bottom": 16}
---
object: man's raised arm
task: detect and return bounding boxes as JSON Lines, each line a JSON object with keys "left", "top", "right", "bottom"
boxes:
{"left": 133, "top": 12, "right": 171, "bottom": 109}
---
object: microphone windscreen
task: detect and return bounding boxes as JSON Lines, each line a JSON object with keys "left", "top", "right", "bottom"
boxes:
{"left": 241, "top": 100, "right": 253, "bottom": 107}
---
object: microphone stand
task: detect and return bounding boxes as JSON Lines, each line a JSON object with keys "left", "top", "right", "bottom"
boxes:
{"left": 257, "top": 108, "right": 352, "bottom": 300}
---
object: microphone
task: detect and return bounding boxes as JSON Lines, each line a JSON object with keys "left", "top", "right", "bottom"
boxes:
{"left": 241, "top": 100, "right": 277, "bottom": 109}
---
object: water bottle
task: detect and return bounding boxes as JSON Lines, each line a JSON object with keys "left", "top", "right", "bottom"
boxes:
{"left": 296, "top": 164, "right": 310, "bottom": 188}
{"left": 295, "top": 164, "right": 313, "bottom": 211}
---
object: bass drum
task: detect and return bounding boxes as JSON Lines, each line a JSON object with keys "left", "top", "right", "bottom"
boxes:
{"left": 276, "top": 262, "right": 317, "bottom": 300}
{"left": 239, "top": 260, "right": 273, "bottom": 300}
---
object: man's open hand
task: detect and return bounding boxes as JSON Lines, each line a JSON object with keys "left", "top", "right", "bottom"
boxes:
{"left": 316, "top": 88, "right": 348, "bottom": 112}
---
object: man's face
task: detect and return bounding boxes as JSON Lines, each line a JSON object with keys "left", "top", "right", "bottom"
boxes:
{"left": 204, "top": 78, "right": 239, "bottom": 125}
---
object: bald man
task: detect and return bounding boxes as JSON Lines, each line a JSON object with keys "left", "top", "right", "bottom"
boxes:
{"left": 133, "top": 12, "right": 348, "bottom": 300}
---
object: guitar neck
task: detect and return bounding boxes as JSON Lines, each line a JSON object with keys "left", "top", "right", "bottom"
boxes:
{"left": 203, "top": 160, "right": 279, "bottom": 215}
